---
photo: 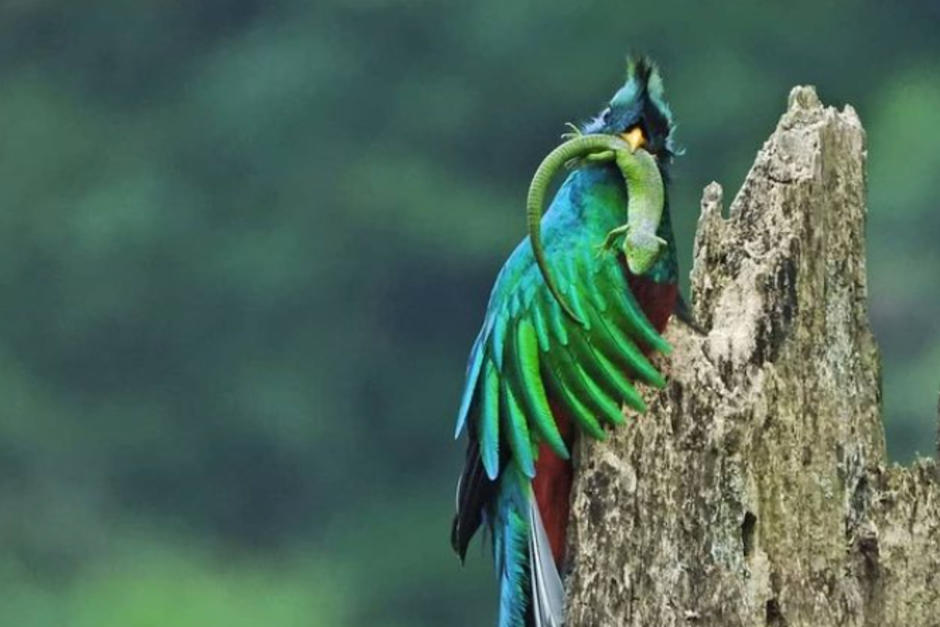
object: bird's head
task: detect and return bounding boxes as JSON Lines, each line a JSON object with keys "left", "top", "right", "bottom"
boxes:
{"left": 581, "top": 57, "right": 679, "bottom": 163}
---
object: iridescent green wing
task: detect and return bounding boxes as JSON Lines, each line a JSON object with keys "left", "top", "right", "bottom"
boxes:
{"left": 454, "top": 244, "right": 670, "bottom": 481}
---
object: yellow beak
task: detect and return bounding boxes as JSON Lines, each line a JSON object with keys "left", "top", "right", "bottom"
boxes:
{"left": 620, "top": 126, "right": 646, "bottom": 152}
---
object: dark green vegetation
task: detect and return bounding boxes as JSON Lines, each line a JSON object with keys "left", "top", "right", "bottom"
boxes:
{"left": 0, "top": 2, "right": 936, "bottom": 625}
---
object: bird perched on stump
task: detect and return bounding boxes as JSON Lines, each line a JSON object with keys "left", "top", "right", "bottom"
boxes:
{"left": 451, "top": 57, "right": 684, "bottom": 627}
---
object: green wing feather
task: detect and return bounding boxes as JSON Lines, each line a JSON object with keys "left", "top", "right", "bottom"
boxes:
{"left": 601, "top": 260, "right": 672, "bottom": 354}
{"left": 512, "top": 319, "right": 569, "bottom": 459}
{"left": 501, "top": 378, "right": 535, "bottom": 478}
{"left": 529, "top": 302, "right": 552, "bottom": 352}
{"left": 551, "top": 343, "right": 626, "bottom": 426}
{"left": 478, "top": 358, "right": 501, "bottom": 480}
{"left": 583, "top": 304, "right": 665, "bottom": 388}
{"left": 541, "top": 294, "right": 569, "bottom": 346}
{"left": 539, "top": 356, "right": 607, "bottom": 440}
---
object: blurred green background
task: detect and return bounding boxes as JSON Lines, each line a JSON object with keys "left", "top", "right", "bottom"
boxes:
{"left": 0, "top": 2, "right": 936, "bottom": 625}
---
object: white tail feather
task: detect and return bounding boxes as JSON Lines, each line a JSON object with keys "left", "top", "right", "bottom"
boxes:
{"left": 528, "top": 501, "right": 564, "bottom": 627}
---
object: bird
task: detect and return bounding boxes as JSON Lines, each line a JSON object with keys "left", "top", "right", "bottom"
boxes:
{"left": 451, "top": 57, "right": 682, "bottom": 627}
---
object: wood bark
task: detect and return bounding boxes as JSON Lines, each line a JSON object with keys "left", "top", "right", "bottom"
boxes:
{"left": 565, "top": 86, "right": 940, "bottom": 627}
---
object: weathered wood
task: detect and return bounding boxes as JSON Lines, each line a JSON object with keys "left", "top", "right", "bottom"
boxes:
{"left": 565, "top": 86, "right": 940, "bottom": 627}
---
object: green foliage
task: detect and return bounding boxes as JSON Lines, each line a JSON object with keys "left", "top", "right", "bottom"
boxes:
{"left": 0, "top": 2, "right": 935, "bottom": 625}
{"left": 1, "top": 534, "right": 350, "bottom": 627}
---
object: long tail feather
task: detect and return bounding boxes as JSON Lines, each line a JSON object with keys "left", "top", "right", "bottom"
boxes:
{"left": 528, "top": 499, "right": 564, "bottom": 627}
{"left": 493, "top": 465, "right": 532, "bottom": 627}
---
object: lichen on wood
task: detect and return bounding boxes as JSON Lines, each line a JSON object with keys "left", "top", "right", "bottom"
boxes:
{"left": 564, "top": 86, "right": 940, "bottom": 627}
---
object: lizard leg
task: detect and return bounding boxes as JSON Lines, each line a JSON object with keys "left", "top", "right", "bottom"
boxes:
{"left": 584, "top": 150, "right": 615, "bottom": 163}
{"left": 595, "top": 223, "right": 630, "bottom": 258}
{"left": 601, "top": 224, "right": 630, "bottom": 249}
{"left": 566, "top": 149, "right": 616, "bottom": 170}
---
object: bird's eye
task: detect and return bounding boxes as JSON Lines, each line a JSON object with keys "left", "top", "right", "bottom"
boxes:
{"left": 601, "top": 107, "right": 611, "bottom": 121}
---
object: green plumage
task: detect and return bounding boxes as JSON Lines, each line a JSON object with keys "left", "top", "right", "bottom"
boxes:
{"left": 454, "top": 163, "right": 669, "bottom": 452}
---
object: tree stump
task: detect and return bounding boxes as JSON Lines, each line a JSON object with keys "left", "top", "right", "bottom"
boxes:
{"left": 565, "top": 86, "right": 940, "bottom": 627}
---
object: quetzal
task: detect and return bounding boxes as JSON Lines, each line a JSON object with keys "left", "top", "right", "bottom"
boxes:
{"left": 451, "top": 57, "right": 682, "bottom": 627}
